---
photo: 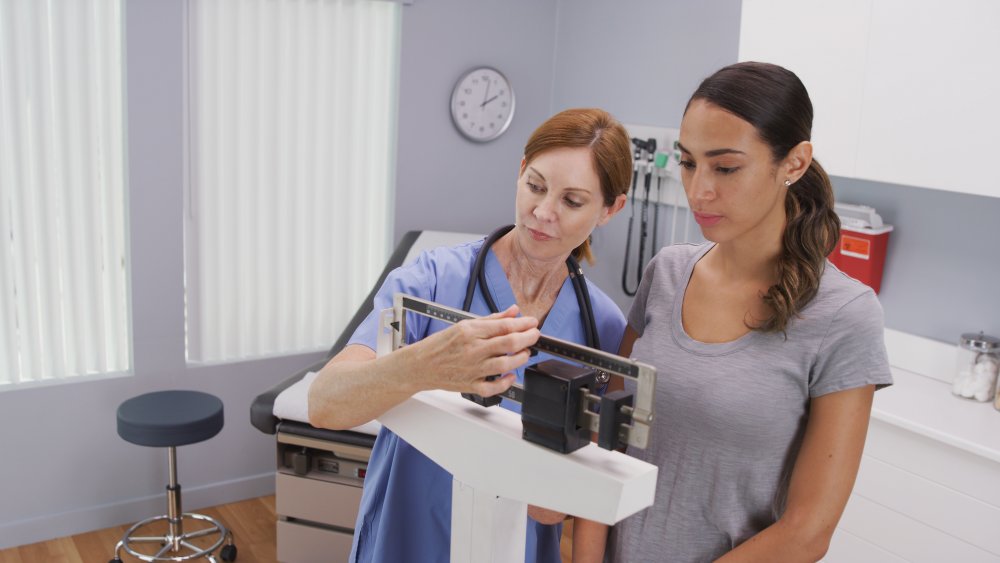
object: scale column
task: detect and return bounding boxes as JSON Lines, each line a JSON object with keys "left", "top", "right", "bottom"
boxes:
{"left": 450, "top": 479, "right": 528, "bottom": 563}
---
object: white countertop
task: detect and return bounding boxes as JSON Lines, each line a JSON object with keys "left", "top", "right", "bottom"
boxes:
{"left": 873, "top": 366, "right": 1000, "bottom": 464}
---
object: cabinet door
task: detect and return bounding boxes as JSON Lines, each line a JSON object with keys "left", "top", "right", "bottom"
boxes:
{"left": 855, "top": 0, "right": 1000, "bottom": 198}
{"left": 738, "top": 0, "right": 872, "bottom": 178}
{"left": 739, "top": 0, "right": 1000, "bottom": 199}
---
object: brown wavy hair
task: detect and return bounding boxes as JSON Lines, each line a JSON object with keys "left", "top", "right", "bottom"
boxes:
{"left": 522, "top": 108, "right": 632, "bottom": 264}
{"left": 687, "top": 62, "right": 840, "bottom": 333}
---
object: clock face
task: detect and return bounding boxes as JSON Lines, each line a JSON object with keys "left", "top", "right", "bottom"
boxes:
{"left": 450, "top": 67, "right": 515, "bottom": 142}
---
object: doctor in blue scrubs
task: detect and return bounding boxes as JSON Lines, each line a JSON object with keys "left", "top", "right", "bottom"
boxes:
{"left": 308, "top": 108, "right": 632, "bottom": 563}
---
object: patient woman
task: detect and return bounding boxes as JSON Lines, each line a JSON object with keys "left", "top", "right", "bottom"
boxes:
{"left": 578, "top": 62, "right": 893, "bottom": 562}
{"left": 308, "top": 107, "right": 632, "bottom": 563}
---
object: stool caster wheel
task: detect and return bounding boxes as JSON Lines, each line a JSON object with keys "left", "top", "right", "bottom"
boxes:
{"left": 220, "top": 543, "right": 237, "bottom": 561}
{"left": 109, "top": 559, "right": 123, "bottom": 563}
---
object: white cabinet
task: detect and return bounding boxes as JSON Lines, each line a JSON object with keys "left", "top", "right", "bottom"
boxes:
{"left": 739, "top": 0, "right": 1000, "bottom": 199}
{"left": 738, "top": 0, "right": 871, "bottom": 179}
{"left": 820, "top": 360, "right": 1000, "bottom": 562}
{"left": 827, "top": 419, "right": 1000, "bottom": 562}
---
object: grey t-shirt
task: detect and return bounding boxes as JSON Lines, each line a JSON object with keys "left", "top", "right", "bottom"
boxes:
{"left": 613, "top": 243, "right": 893, "bottom": 563}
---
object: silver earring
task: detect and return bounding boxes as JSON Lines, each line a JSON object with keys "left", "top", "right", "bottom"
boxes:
{"left": 784, "top": 179, "right": 792, "bottom": 187}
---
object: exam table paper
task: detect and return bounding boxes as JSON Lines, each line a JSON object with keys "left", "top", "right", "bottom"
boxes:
{"left": 273, "top": 371, "right": 383, "bottom": 437}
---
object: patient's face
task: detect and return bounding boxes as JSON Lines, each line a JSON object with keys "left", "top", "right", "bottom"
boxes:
{"left": 513, "top": 146, "right": 611, "bottom": 263}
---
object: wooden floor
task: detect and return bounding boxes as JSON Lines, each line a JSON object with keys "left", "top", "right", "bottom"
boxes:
{"left": 0, "top": 495, "right": 577, "bottom": 562}
{"left": 0, "top": 496, "right": 277, "bottom": 563}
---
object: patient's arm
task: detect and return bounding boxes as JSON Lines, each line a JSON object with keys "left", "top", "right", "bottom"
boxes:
{"left": 527, "top": 506, "right": 565, "bottom": 525}
{"left": 573, "top": 518, "right": 609, "bottom": 563}
{"left": 308, "top": 305, "right": 539, "bottom": 430}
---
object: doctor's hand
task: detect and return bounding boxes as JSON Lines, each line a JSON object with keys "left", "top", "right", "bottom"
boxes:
{"left": 409, "top": 305, "right": 539, "bottom": 397}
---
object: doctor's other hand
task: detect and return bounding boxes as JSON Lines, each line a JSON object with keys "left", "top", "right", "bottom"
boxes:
{"left": 411, "top": 305, "right": 539, "bottom": 397}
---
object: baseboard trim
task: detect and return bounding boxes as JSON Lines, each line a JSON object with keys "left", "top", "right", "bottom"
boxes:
{"left": 0, "top": 472, "right": 275, "bottom": 550}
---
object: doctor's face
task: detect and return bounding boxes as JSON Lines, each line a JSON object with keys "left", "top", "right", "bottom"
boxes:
{"left": 513, "top": 146, "right": 615, "bottom": 262}
{"left": 678, "top": 99, "right": 788, "bottom": 245}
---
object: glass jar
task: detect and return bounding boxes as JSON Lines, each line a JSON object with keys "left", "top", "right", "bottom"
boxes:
{"left": 952, "top": 332, "right": 1000, "bottom": 402}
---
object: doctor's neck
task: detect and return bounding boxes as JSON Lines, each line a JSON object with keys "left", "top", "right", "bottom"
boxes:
{"left": 494, "top": 231, "right": 569, "bottom": 303}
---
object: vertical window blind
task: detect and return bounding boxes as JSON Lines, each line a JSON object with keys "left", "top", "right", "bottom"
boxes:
{"left": 0, "top": 0, "right": 129, "bottom": 387}
{"left": 185, "top": 0, "right": 400, "bottom": 363}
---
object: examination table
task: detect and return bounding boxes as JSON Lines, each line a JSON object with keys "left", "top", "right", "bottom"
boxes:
{"left": 250, "top": 230, "right": 480, "bottom": 563}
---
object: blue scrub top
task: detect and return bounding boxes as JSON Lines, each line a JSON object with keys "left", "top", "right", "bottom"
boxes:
{"left": 346, "top": 238, "right": 626, "bottom": 563}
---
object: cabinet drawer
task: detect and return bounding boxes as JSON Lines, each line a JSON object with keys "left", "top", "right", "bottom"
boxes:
{"left": 852, "top": 454, "right": 1000, "bottom": 555}
{"left": 839, "top": 494, "right": 999, "bottom": 562}
{"left": 824, "top": 528, "right": 906, "bottom": 563}
{"left": 277, "top": 519, "right": 353, "bottom": 563}
{"left": 276, "top": 472, "right": 363, "bottom": 529}
{"left": 866, "top": 419, "right": 1000, "bottom": 509}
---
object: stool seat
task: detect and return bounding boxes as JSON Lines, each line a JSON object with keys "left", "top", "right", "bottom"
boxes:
{"left": 117, "top": 390, "right": 224, "bottom": 447}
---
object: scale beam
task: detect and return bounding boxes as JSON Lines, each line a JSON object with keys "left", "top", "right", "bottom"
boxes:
{"left": 387, "top": 293, "right": 658, "bottom": 451}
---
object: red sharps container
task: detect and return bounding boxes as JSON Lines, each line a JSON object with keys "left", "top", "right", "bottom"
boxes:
{"left": 828, "top": 203, "right": 893, "bottom": 294}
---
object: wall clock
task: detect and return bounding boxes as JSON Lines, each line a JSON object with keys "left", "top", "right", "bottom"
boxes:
{"left": 450, "top": 67, "right": 515, "bottom": 143}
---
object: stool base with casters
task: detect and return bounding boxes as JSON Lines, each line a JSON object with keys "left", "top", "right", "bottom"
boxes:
{"left": 111, "top": 390, "right": 237, "bottom": 563}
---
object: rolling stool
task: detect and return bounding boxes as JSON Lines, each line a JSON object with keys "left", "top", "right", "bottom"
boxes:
{"left": 110, "top": 390, "right": 237, "bottom": 563}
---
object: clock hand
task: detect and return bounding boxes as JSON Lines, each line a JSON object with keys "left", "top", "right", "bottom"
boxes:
{"left": 480, "top": 94, "right": 499, "bottom": 108}
{"left": 482, "top": 80, "right": 491, "bottom": 106}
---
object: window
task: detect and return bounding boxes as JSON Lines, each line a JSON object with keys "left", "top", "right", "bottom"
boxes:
{"left": 0, "top": 0, "right": 129, "bottom": 387}
{"left": 184, "top": 0, "right": 401, "bottom": 363}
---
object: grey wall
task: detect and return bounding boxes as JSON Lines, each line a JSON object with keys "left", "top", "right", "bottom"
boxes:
{"left": 548, "top": 0, "right": 741, "bottom": 313}
{"left": 393, "top": 0, "right": 559, "bottom": 240}
{"left": 832, "top": 177, "right": 1000, "bottom": 342}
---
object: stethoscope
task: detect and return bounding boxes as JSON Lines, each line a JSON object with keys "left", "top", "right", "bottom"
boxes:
{"left": 462, "top": 224, "right": 604, "bottom": 367}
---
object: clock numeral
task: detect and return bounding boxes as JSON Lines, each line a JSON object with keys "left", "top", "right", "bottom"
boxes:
{"left": 459, "top": 101, "right": 465, "bottom": 107}
{"left": 464, "top": 88, "right": 471, "bottom": 94}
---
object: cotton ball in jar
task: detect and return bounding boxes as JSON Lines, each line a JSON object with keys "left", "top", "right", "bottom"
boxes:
{"left": 972, "top": 356, "right": 999, "bottom": 402}
{"left": 953, "top": 369, "right": 974, "bottom": 397}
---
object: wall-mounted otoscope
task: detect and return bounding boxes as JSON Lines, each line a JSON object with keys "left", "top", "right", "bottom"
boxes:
{"left": 652, "top": 151, "right": 670, "bottom": 251}
{"left": 622, "top": 137, "right": 656, "bottom": 297}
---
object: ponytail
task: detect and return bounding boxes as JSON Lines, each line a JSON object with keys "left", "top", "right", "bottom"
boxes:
{"left": 759, "top": 159, "right": 840, "bottom": 333}
{"left": 572, "top": 237, "right": 595, "bottom": 265}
